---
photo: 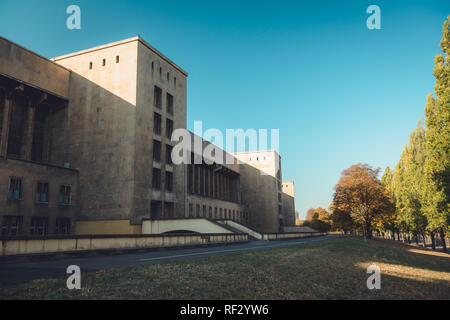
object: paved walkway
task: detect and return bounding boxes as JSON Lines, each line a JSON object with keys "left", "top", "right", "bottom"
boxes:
{"left": 0, "top": 234, "right": 340, "bottom": 286}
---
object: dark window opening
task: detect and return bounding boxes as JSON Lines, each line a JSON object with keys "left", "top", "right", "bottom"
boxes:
{"left": 166, "top": 145, "right": 173, "bottom": 165}
{"left": 116, "top": 56, "right": 120, "bottom": 63}
{"left": 89, "top": 62, "right": 93, "bottom": 69}
{"left": 166, "top": 93, "right": 174, "bottom": 114}
{"left": 154, "top": 86, "right": 162, "bottom": 109}
{"left": 59, "top": 186, "right": 71, "bottom": 205}
{"left": 152, "top": 168, "right": 161, "bottom": 190}
{"left": 30, "top": 217, "right": 48, "bottom": 236}
{"left": 8, "top": 177, "right": 22, "bottom": 201}
{"left": 31, "top": 104, "right": 49, "bottom": 162}
{"left": 166, "top": 172, "right": 173, "bottom": 192}
{"left": 7, "top": 95, "right": 28, "bottom": 158}
{"left": 102, "top": 59, "right": 106, "bottom": 66}
{"left": 55, "top": 218, "right": 71, "bottom": 235}
{"left": 1, "top": 216, "right": 22, "bottom": 236}
{"left": 166, "top": 118, "right": 173, "bottom": 139}
{"left": 153, "top": 112, "right": 161, "bottom": 135}
{"left": 0, "top": 90, "right": 5, "bottom": 142}
{"left": 36, "top": 182, "right": 49, "bottom": 203}
{"left": 153, "top": 140, "right": 161, "bottom": 162}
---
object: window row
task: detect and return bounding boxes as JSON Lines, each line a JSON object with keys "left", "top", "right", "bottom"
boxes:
{"left": 187, "top": 204, "right": 248, "bottom": 223}
{"left": 152, "top": 169, "right": 173, "bottom": 192}
{"left": 153, "top": 112, "right": 174, "bottom": 138}
{"left": 88, "top": 56, "right": 120, "bottom": 69}
{"left": 1, "top": 216, "right": 71, "bottom": 236}
{"left": 153, "top": 141, "right": 173, "bottom": 166}
{"left": 153, "top": 86, "right": 174, "bottom": 115}
{"left": 8, "top": 178, "right": 72, "bottom": 205}
{"left": 151, "top": 63, "right": 177, "bottom": 89}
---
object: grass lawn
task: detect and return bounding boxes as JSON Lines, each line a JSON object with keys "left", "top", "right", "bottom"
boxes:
{"left": 1, "top": 236, "right": 449, "bottom": 300}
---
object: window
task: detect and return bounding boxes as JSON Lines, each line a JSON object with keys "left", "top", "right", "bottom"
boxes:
{"left": 174, "top": 77, "right": 177, "bottom": 88}
{"left": 166, "top": 118, "right": 173, "bottom": 139}
{"left": 59, "top": 186, "right": 72, "bottom": 205}
{"left": 36, "top": 182, "right": 49, "bottom": 203}
{"left": 189, "top": 203, "right": 193, "bottom": 217}
{"left": 220, "top": 208, "right": 223, "bottom": 219}
{"left": 203, "top": 205, "right": 206, "bottom": 217}
{"left": 152, "top": 168, "right": 161, "bottom": 190}
{"left": 8, "top": 178, "right": 22, "bottom": 201}
{"left": 1, "top": 216, "right": 22, "bottom": 236}
{"left": 89, "top": 62, "right": 93, "bottom": 69}
{"left": 151, "top": 62, "right": 154, "bottom": 72}
{"left": 167, "top": 93, "right": 174, "bottom": 115}
{"left": 167, "top": 72, "right": 170, "bottom": 82}
{"left": 30, "top": 217, "right": 48, "bottom": 236}
{"left": 224, "top": 209, "right": 227, "bottom": 219}
{"left": 166, "top": 145, "right": 173, "bottom": 165}
{"left": 102, "top": 59, "right": 106, "bottom": 66}
{"left": 153, "top": 112, "right": 162, "bottom": 135}
{"left": 55, "top": 218, "right": 71, "bottom": 235}
{"left": 154, "top": 86, "right": 162, "bottom": 109}
{"left": 196, "top": 204, "right": 200, "bottom": 217}
{"left": 214, "top": 207, "right": 218, "bottom": 219}
{"left": 165, "top": 172, "right": 173, "bottom": 192}
{"left": 0, "top": 90, "right": 5, "bottom": 141}
{"left": 153, "top": 140, "right": 161, "bottom": 162}
{"left": 116, "top": 56, "right": 120, "bottom": 63}
{"left": 159, "top": 67, "right": 162, "bottom": 77}
{"left": 7, "top": 95, "right": 28, "bottom": 158}
{"left": 209, "top": 207, "right": 212, "bottom": 218}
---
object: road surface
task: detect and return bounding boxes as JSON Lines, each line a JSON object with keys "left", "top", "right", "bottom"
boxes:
{"left": 0, "top": 234, "right": 340, "bottom": 286}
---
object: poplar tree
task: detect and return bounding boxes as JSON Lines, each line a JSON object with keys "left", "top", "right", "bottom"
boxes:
{"left": 394, "top": 123, "right": 428, "bottom": 247}
{"left": 423, "top": 16, "right": 450, "bottom": 252}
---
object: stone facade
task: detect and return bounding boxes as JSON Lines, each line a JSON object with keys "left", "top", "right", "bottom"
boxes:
{"left": 0, "top": 36, "right": 296, "bottom": 236}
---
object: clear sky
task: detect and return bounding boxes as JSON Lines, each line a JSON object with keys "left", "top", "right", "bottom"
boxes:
{"left": 1, "top": 0, "right": 449, "bottom": 219}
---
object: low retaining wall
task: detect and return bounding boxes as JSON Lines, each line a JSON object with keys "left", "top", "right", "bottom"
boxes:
{"left": 0, "top": 233, "right": 248, "bottom": 257}
{"left": 263, "top": 232, "right": 327, "bottom": 240}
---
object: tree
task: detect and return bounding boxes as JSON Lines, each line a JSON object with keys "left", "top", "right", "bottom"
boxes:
{"left": 380, "top": 167, "right": 398, "bottom": 239}
{"left": 393, "top": 122, "right": 429, "bottom": 247}
{"left": 423, "top": 16, "right": 450, "bottom": 253}
{"left": 329, "top": 164, "right": 393, "bottom": 239}
{"left": 303, "top": 207, "right": 332, "bottom": 232}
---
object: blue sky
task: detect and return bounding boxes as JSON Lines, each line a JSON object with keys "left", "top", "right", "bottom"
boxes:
{"left": 1, "top": 0, "right": 448, "bottom": 219}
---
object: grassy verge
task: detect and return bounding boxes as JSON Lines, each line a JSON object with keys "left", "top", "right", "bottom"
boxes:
{"left": 1, "top": 236, "right": 449, "bottom": 300}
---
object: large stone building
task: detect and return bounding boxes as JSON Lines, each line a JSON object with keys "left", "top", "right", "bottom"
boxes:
{"left": 0, "top": 36, "right": 296, "bottom": 236}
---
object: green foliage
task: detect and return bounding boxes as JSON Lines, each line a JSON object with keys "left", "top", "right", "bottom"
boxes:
{"left": 423, "top": 16, "right": 450, "bottom": 235}
{"left": 393, "top": 122, "right": 428, "bottom": 236}
{"left": 374, "top": 17, "right": 450, "bottom": 246}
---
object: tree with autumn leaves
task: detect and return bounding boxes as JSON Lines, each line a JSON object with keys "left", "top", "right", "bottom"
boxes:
{"left": 303, "top": 207, "right": 332, "bottom": 232}
{"left": 329, "top": 164, "right": 394, "bottom": 239}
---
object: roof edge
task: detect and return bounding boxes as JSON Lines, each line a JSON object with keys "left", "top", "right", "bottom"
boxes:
{"left": 50, "top": 36, "right": 188, "bottom": 77}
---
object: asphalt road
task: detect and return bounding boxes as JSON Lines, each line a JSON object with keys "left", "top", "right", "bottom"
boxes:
{"left": 0, "top": 234, "right": 340, "bottom": 286}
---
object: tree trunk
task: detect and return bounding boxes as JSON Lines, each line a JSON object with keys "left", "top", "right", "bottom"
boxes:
{"left": 440, "top": 229, "right": 447, "bottom": 253}
{"left": 392, "top": 231, "right": 395, "bottom": 241}
{"left": 397, "top": 231, "right": 401, "bottom": 241}
{"left": 421, "top": 233, "right": 427, "bottom": 248}
{"left": 430, "top": 233, "right": 436, "bottom": 250}
{"left": 414, "top": 234, "right": 419, "bottom": 245}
